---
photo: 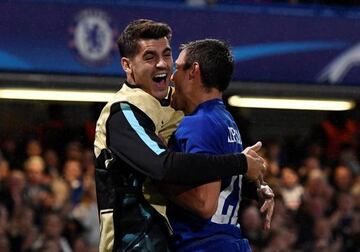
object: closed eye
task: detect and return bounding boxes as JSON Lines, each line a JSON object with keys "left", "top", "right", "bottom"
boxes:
{"left": 163, "top": 48, "right": 172, "bottom": 57}
{"left": 144, "top": 53, "right": 154, "bottom": 61}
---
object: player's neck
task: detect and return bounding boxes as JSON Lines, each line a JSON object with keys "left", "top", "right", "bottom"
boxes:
{"left": 198, "top": 90, "right": 222, "bottom": 104}
{"left": 187, "top": 88, "right": 222, "bottom": 114}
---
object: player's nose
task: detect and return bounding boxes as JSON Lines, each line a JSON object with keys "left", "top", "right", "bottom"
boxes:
{"left": 156, "top": 57, "right": 167, "bottom": 69}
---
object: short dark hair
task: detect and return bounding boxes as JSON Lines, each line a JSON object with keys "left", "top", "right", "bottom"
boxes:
{"left": 180, "top": 39, "right": 234, "bottom": 92}
{"left": 117, "top": 19, "right": 172, "bottom": 58}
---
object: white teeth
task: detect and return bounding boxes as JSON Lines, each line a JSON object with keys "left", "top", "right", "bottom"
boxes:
{"left": 154, "top": 73, "right": 167, "bottom": 78}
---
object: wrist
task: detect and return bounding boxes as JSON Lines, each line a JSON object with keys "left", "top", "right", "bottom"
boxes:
{"left": 239, "top": 153, "right": 248, "bottom": 174}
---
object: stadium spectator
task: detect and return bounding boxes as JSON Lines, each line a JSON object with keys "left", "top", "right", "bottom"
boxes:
{"left": 24, "top": 156, "right": 53, "bottom": 224}
{"left": 0, "top": 204, "right": 10, "bottom": 252}
{"left": 63, "top": 159, "right": 84, "bottom": 207}
{"left": 241, "top": 205, "right": 267, "bottom": 250}
{"left": 31, "top": 212, "right": 72, "bottom": 252}
{"left": 71, "top": 175, "right": 99, "bottom": 247}
{"left": 25, "top": 139, "right": 43, "bottom": 158}
{"left": 0, "top": 158, "right": 10, "bottom": 189}
{"left": 312, "top": 217, "right": 341, "bottom": 252}
{"left": 43, "top": 149, "right": 61, "bottom": 178}
{"left": 280, "top": 167, "right": 304, "bottom": 211}
{"left": 332, "top": 164, "right": 354, "bottom": 193}
{"left": 8, "top": 206, "right": 38, "bottom": 251}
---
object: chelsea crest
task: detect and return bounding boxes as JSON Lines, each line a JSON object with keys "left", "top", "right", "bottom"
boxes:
{"left": 69, "top": 9, "right": 117, "bottom": 67}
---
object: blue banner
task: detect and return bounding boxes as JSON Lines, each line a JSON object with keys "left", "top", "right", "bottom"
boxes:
{"left": 0, "top": 2, "right": 359, "bottom": 85}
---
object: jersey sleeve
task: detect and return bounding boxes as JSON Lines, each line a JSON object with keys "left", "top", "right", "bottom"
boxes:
{"left": 106, "top": 102, "right": 248, "bottom": 185}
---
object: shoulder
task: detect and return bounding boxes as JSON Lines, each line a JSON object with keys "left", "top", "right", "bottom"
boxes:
{"left": 175, "top": 113, "right": 223, "bottom": 151}
{"left": 108, "top": 84, "right": 178, "bottom": 129}
{"left": 181, "top": 113, "right": 209, "bottom": 126}
{"left": 178, "top": 114, "right": 213, "bottom": 136}
{"left": 113, "top": 84, "right": 160, "bottom": 111}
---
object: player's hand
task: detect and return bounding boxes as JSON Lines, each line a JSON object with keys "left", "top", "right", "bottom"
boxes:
{"left": 242, "top": 142, "right": 266, "bottom": 181}
{"left": 257, "top": 184, "right": 275, "bottom": 231}
{"left": 242, "top": 141, "right": 262, "bottom": 158}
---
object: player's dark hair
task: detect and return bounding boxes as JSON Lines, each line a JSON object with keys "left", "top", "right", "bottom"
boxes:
{"left": 117, "top": 19, "right": 172, "bottom": 58}
{"left": 180, "top": 39, "right": 234, "bottom": 92}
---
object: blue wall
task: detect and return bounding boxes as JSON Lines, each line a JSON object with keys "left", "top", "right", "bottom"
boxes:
{"left": 0, "top": 1, "right": 359, "bottom": 86}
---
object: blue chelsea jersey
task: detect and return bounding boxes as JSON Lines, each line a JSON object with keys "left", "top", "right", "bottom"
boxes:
{"left": 167, "top": 99, "right": 244, "bottom": 245}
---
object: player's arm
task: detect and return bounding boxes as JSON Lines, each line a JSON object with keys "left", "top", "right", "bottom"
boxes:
{"left": 163, "top": 138, "right": 265, "bottom": 219}
{"left": 167, "top": 142, "right": 268, "bottom": 218}
{"left": 105, "top": 102, "right": 263, "bottom": 185}
{"left": 170, "top": 181, "right": 221, "bottom": 219}
{"left": 158, "top": 177, "right": 221, "bottom": 219}
{"left": 159, "top": 118, "right": 223, "bottom": 219}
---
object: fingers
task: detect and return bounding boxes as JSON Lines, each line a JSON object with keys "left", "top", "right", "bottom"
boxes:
{"left": 242, "top": 141, "right": 262, "bottom": 155}
{"left": 256, "top": 175, "right": 267, "bottom": 188}
{"left": 245, "top": 155, "right": 268, "bottom": 181}
{"left": 264, "top": 218, "right": 271, "bottom": 231}
{"left": 259, "top": 184, "right": 274, "bottom": 199}
{"left": 244, "top": 149, "right": 260, "bottom": 159}
{"left": 259, "top": 185, "right": 275, "bottom": 231}
{"left": 248, "top": 141, "right": 262, "bottom": 152}
{"left": 261, "top": 198, "right": 274, "bottom": 231}
{"left": 265, "top": 199, "right": 274, "bottom": 230}
{"left": 243, "top": 148, "right": 255, "bottom": 157}
{"left": 260, "top": 198, "right": 271, "bottom": 212}
{"left": 245, "top": 155, "right": 263, "bottom": 181}
{"left": 244, "top": 150, "right": 266, "bottom": 167}
{"left": 242, "top": 141, "right": 267, "bottom": 181}
{"left": 261, "top": 162, "right": 267, "bottom": 174}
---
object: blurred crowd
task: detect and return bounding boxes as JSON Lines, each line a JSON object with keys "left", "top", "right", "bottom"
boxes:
{"left": 0, "top": 107, "right": 359, "bottom": 252}
{"left": 239, "top": 111, "right": 360, "bottom": 252}
{"left": 0, "top": 105, "right": 99, "bottom": 252}
{"left": 0, "top": 142, "right": 99, "bottom": 252}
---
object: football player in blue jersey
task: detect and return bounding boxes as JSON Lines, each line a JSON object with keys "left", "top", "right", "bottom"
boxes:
{"left": 164, "top": 39, "right": 275, "bottom": 251}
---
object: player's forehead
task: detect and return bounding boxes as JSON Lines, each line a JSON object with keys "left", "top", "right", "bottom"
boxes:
{"left": 136, "top": 37, "right": 171, "bottom": 54}
{"left": 175, "top": 49, "right": 187, "bottom": 66}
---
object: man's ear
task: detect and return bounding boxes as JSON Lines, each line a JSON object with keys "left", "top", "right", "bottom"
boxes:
{"left": 189, "top": 62, "right": 200, "bottom": 80}
{"left": 121, "top": 57, "right": 132, "bottom": 75}
{"left": 121, "top": 57, "right": 136, "bottom": 83}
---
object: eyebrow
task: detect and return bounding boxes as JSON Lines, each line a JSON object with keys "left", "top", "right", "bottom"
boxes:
{"left": 143, "top": 50, "right": 155, "bottom": 56}
{"left": 143, "top": 46, "right": 171, "bottom": 56}
{"left": 163, "top": 47, "right": 172, "bottom": 54}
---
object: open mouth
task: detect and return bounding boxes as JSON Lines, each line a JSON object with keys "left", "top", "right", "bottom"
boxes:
{"left": 152, "top": 73, "right": 167, "bottom": 83}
